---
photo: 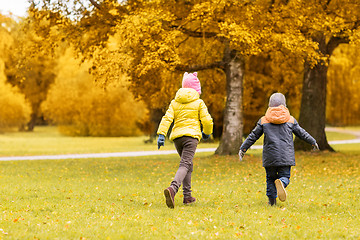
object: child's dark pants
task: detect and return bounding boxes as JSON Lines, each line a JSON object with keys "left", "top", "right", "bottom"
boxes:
{"left": 170, "top": 136, "right": 199, "bottom": 198}
{"left": 265, "top": 166, "right": 291, "bottom": 199}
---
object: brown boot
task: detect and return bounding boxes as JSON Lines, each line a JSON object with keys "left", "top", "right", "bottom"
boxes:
{"left": 268, "top": 198, "right": 276, "bottom": 206}
{"left": 183, "top": 196, "right": 196, "bottom": 205}
{"left": 164, "top": 187, "right": 175, "bottom": 208}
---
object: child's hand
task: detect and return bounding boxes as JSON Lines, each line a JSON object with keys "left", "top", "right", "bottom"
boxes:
{"left": 312, "top": 142, "right": 319, "bottom": 151}
{"left": 157, "top": 134, "right": 165, "bottom": 149}
{"left": 239, "top": 149, "right": 245, "bottom": 161}
{"left": 202, "top": 132, "right": 211, "bottom": 140}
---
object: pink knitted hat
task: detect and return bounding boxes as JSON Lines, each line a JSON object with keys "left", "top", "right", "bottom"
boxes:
{"left": 182, "top": 72, "right": 201, "bottom": 95}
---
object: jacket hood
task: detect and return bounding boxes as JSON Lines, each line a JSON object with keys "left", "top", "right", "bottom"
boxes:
{"left": 175, "top": 88, "right": 200, "bottom": 104}
{"left": 265, "top": 105, "right": 290, "bottom": 124}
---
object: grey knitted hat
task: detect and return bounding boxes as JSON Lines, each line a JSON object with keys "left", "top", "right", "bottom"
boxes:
{"left": 269, "top": 93, "right": 286, "bottom": 107}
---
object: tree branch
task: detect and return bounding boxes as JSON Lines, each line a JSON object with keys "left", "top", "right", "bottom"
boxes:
{"left": 327, "top": 36, "right": 349, "bottom": 55}
{"left": 89, "top": 0, "right": 102, "bottom": 10}
{"left": 178, "top": 26, "right": 227, "bottom": 42}
{"left": 163, "top": 21, "right": 226, "bottom": 42}
{"left": 175, "top": 61, "right": 225, "bottom": 72}
{"left": 322, "top": 0, "right": 332, "bottom": 11}
{"left": 354, "top": 20, "right": 360, "bottom": 30}
{"left": 326, "top": 18, "right": 360, "bottom": 54}
{"left": 88, "top": 0, "right": 125, "bottom": 23}
{"left": 176, "top": 26, "right": 218, "bottom": 38}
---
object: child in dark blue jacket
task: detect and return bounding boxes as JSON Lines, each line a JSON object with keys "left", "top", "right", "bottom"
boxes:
{"left": 239, "top": 93, "right": 319, "bottom": 206}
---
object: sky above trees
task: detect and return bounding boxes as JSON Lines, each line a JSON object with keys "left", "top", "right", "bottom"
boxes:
{"left": 0, "top": 0, "right": 30, "bottom": 17}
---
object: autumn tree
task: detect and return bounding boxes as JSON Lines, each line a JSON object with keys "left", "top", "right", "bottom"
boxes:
{"left": 327, "top": 44, "right": 360, "bottom": 126}
{"left": 37, "top": 0, "right": 344, "bottom": 155}
{"left": 90, "top": 0, "right": 318, "bottom": 155}
{"left": 4, "top": 7, "right": 68, "bottom": 130}
{"left": 243, "top": 52, "right": 304, "bottom": 134}
{"left": 42, "top": 48, "right": 148, "bottom": 136}
{"left": 0, "top": 14, "right": 31, "bottom": 131}
{"left": 35, "top": 0, "right": 126, "bottom": 58}
{"left": 0, "top": 64, "right": 31, "bottom": 131}
{"left": 284, "top": 0, "right": 360, "bottom": 151}
{"left": 37, "top": 0, "right": 240, "bottom": 149}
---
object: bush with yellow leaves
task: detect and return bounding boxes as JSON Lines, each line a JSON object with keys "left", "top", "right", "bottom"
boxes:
{"left": 0, "top": 60, "right": 31, "bottom": 131}
{"left": 42, "top": 49, "right": 148, "bottom": 137}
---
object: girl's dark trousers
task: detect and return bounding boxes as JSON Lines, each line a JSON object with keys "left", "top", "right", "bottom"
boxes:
{"left": 170, "top": 136, "right": 199, "bottom": 198}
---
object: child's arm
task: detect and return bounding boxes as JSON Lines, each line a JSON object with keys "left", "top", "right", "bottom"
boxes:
{"left": 156, "top": 101, "right": 175, "bottom": 148}
{"left": 239, "top": 120, "right": 263, "bottom": 160}
{"left": 199, "top": 100, "right": 213, "bottom": 136}
{"left": 292, "top": 118, "right": 317, "bottom": 146}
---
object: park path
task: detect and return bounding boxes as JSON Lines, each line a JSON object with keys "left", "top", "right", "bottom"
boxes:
{"left": 0, "top": 127, "right": 359, "bottom": 161}
{"left": 324, "top": 127, "right": 360, "bottom": 145}
{"left": 325, "top": 127, "right": 360, "bottom": 139}
{"left": 0, "top": 148, "right": 219, "bottom": 161}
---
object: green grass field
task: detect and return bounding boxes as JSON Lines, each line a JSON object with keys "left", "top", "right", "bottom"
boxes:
{"left": 0, "top": 127, "right": 359, "bottom": 239}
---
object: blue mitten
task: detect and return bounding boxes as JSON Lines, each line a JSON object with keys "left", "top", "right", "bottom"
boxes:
{"left": 157, "top": 134, "right": 165, "bottom": 149}
{"left": 202, "top": 132, "right": 211, "bottom": 140}
{"left": 239, "top": 149, "right": 246, "bottom": 161}
{"left": 312, "top": 142, "right": 319, "bottom": 151}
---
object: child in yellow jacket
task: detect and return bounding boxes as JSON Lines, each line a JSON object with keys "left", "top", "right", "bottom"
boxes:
{"left": 157, "top": 72, "right": 213, "bottom": 208}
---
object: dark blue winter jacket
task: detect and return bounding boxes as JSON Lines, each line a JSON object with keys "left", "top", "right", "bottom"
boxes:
{"left": 240, "top": 105, "right": 316, "bottom": 167}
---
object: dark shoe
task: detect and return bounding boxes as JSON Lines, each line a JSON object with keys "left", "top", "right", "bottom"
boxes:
{"left": 275, "top": 179, "right": 287, "bottom": 202}
{"left": 268, "top": 198, "right": 276, "bottom": 206}
{"left": 183, "top": 196, "right": 196, "bottom": 205}
{"left": 164, "top": 187, "right": 175, "bottom": 208}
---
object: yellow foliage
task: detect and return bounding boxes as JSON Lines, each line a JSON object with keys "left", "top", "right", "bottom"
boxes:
{"left": 327, "top": 44, "right": 360, "bottom": 125}
{"left": 0, "top": 15, "right": 14, "bottom": 50}
{"left": 3, "top": 9, "right": 69, "bottom": 130}
{"left": 0, "top": 58, "right": 31, "bottom": 131}
{"left": 243, "top": 52, "right": 303, "bottom": 134}
{"left": 0, "top": 16, "right": 31, "bottom": 131}
{"left": 21, "top": 0, "right": 360, "bottom": 137}
{"left": 42, "top": 48, "right": 149, "bottom": 136}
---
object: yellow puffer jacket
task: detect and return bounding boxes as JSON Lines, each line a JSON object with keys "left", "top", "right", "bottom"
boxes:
{"left": 157, "top": 88, "right": 213, "bottom": 141}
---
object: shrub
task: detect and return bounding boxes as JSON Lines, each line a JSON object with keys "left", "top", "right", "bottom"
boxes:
{"left": 42, "top": 49, "right": 148, "bottom": 137}
{"left": 0, "top": 59, "right": 31, "bottom": 131}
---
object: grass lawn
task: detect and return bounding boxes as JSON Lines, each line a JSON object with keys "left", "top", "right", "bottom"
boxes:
{"left": 0, "top": 147, "right": 359, "bottom": 239}
{"left": 0, "top": 127, "right": 359, "bottom": 239}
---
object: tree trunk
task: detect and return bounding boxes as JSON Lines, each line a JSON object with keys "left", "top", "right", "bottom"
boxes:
{"left": 215, "top": 48, "right": 244, "bottom": 155}
{"left": 146, "top": 108, "right": 164, "bottom": 143}
{"left": 295, "top": 34, "right": 334, "bottom": 151}
{"left": 27, "top": 112, "right": 37, "bottom": 131}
